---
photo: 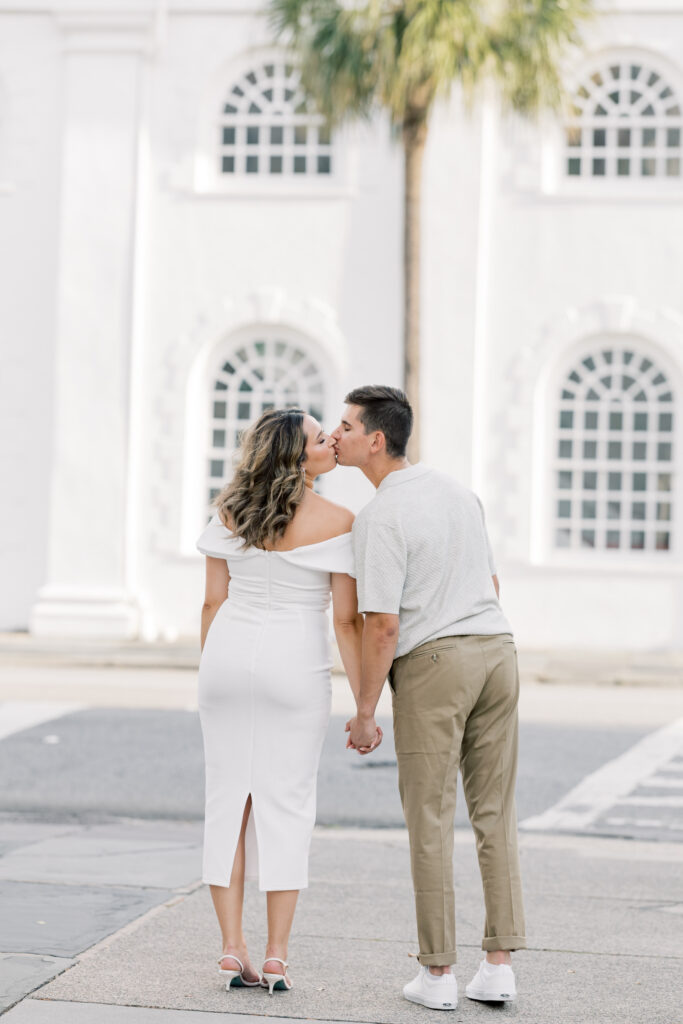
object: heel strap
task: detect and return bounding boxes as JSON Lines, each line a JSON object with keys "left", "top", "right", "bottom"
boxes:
{"left": 218, "top": 954, "right": 244, "bottom": 970}
{"left": 263, "top": 957, "right": 288, "bottom": 969}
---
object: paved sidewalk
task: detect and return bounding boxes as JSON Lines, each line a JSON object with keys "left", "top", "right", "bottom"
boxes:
{"left": 2, "top": 646, "right": 682, "bottom": 1023}
{"left": 2, "top": 825, "right": 683, "bottom": 1024}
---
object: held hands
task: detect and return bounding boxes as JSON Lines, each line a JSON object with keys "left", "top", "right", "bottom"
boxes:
{"left": 345, "top": 715, "right": 383, "bottom": 755}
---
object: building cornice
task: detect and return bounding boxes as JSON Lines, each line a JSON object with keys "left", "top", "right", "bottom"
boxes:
{"left": 53, "top": 10, "right": 159, "bottom": 53}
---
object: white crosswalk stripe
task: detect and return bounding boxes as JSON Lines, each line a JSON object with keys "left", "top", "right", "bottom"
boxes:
{"left": 639, "top": 775, "right": 683, "bottom": 788}
{"left": 617, "top": 795, "right": 683, "bottom": 807}
{"left": 0, "top": 701, "right": 83, "bottom": 741}
{"left": 520, "top": 716, "right": 683, "bottom": 839}
{"left": 604, "top": 816, "right": 681, "bottom": 831}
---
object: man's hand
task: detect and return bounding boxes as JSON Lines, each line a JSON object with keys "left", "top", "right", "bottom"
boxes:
{"left": 345, "top": 715, "right": 383, "bottom": 755}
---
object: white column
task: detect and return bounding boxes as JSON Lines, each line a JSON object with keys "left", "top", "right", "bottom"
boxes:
{"left": 30, "top": 12, "right": 156, "bottom": 637}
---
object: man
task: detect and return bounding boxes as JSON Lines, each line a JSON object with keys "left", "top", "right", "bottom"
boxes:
{"left": 331, "top": 385, "right": 525, "bottom": 1011}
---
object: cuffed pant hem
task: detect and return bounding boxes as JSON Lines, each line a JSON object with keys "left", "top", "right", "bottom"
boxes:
{"left": 482, "top": 935, "right": 526, "bottom": 952}
{"left": 418, "top": 950, "right": 458, "bottom": 966}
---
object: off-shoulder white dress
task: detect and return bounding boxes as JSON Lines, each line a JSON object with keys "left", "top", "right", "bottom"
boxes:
{"left": 196, "top": 514, "right": 355, "bottom": 892}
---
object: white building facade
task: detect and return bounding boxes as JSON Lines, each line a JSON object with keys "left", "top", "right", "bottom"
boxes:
{"left": 1, "top": 0, "right": 682, "bottom": 649}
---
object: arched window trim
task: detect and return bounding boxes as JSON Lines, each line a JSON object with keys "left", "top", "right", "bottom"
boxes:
{"left": 194, "top": 48, "right": 355, "bottom": 198}
{"left": 542, "top": 47, "right": 683, "bottom": 199}
{"left": 180, "top": 320, "right": 343, "bottom": 552}
{"left": 177, "top": 292, "right": 348, "bottom": 556}
{"left": 537, "top": 333, "right": 683, "bottom": 568}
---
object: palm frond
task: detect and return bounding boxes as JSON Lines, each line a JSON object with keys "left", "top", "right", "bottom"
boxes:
{"left": 267, "top": 0, "right": 595, "bottom": 128}
{"left": 491, "top": 0, "right": 595, "bottom": 115}
{"left": 269, "top": 0, "right": 381, "bottom": 126}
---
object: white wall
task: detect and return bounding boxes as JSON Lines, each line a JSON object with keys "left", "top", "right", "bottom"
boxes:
{"left": 480, "top": 8, "right": 683, "bottom": 648}
{"left": 134, "top": 5, "right": 402, "bottom": 637}
{"left": 0, "top": 13, "right": 61, "bottom": 628}
{"left": 1, "top": 0, "right": 682, "bottom": 648}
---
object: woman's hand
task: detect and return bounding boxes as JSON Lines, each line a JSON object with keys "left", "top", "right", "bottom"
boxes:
{"left": 345, "top": 715, "right": 383, "bottom": 755}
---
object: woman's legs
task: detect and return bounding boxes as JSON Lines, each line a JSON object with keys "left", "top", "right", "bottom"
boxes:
{"left": 209, "top": 796, "right": 260, "bottom": 983}
{"left": 264, "top": 889, "right": 299, "bottom": 977}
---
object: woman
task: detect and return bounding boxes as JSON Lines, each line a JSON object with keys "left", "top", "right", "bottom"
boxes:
{"left": 196, "top": 408, "right": 377, "bottom": 995}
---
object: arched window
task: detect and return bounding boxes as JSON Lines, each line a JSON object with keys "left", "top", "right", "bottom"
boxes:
{"left": 553, "top": 345, "right": 675, "bottom": 553}
{"left": 565, "top": 58, "right": 682, "bottom": 179}
{"left": 206, "top": 336, "right": 327, "bottom": 504}
{"left": 219, "top": 62, "right": 332, "bottom": 177}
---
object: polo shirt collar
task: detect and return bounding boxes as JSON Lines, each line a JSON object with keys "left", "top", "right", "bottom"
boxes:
{"left": 377, "top": 462, "right": 431, "bottom": 492}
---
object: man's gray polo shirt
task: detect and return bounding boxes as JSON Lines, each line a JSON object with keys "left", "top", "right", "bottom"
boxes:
{"left": 351, "top": 463, "right": 512, "bottom": 658}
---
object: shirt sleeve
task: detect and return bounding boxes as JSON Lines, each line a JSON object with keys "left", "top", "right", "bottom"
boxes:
{"left": 352, "top": 516, "right": 407, "bottom": 615}
{"left": 475, "top": 496, "right": 497, "bottom": 576}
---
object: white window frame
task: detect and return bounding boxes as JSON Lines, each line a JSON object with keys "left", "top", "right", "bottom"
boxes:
{"left": 534, "top": 333, "right": 683, "bottom": 570}
{"left": 205, "top": 333, "right": 329, "bottom": 510}
{"left": 195, "top": 49, "right": 353, "bottom": 198}
{"left": 182, "top": 324, "right": 338, "bottom": 549}
{"left": 542, "top": 48, "right": 683, "bottom": 200}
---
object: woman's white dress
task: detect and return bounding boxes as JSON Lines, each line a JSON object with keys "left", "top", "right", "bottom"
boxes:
{"left": 196, "top": 513, "right": 354, "bottom": 892}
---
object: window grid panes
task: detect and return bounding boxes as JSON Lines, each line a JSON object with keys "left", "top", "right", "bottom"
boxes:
{"left": 220, "top": 63, "right": 332, "bottom": 177}
{"left": 553, "top": 347, "right": 675, "bottom": 553}
{"left": 565, "top": 61, "right": 683, "bottom": 180}
{"left": 207, "top": 338, "right": 326, "bottom": 507}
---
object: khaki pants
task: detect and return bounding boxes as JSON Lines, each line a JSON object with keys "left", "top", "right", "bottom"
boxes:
{"left": 390, "top": 633, "right": 526, "bottom": 966}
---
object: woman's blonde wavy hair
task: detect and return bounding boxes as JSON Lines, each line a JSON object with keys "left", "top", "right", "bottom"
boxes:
{"left": 215, "top": 408, "right": 308, "bottom": 549}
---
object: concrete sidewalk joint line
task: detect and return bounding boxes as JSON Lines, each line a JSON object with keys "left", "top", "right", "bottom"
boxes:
{"left": 1, "top": 999, "right": 378, "bottom": 1024}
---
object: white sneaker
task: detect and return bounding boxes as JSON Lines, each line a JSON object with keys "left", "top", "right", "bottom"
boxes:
{"left": 403, "top": 966, "right": 458, "bottom": 1010}
{"left": 465, "top": 958, "right": 516, "bottom": 1002}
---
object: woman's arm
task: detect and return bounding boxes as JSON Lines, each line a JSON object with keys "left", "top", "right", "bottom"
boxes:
{"left": 331, "top": 572, "right": 364, "bottom": 701}
{"left": 200, "top": 556, "right": 230, "bottom": 651}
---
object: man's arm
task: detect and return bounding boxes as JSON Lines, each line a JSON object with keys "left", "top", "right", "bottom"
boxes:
{"left": 347, "top": 611, "right": 399, "bottom": 753}
{"left": 492, "top": 574, "right": 500, "bottom": 598}
{"left": 348, "top": 516, "right": 406, "bottom": 752}
{"left": 358, "top": 613, "right": 399, "bottom": 717}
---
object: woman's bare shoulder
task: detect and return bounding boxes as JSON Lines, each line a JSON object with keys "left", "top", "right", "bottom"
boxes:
{"left": 307, "top": 493, "right": 354, "bottom": 537}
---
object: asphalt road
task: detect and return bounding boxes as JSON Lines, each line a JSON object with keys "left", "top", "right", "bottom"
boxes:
{"left": 0, "top": 707, "right": 664, "bottom": 837}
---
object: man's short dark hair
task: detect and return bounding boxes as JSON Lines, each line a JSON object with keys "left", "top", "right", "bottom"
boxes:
{"left": 344, "top": 385, "right": 413, "bottom": 458}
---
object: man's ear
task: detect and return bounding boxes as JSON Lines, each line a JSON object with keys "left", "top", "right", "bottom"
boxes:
{"left": 370, "top": 431, "right": 385, "bottom": 454}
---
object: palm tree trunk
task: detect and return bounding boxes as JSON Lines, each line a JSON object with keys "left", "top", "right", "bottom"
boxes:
{"left": 402, "top": 113, "right": 428, "bottom": 463}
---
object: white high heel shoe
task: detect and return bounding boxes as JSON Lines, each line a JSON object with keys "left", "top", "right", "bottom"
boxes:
{"left": 261, "top": 957, "right": 293, "bottom": 995}
{"left": 218, "top": 954, "right": 261, "bottom": 989}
